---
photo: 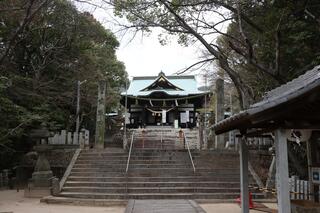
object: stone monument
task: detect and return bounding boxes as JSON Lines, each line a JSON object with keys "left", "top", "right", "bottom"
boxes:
{"left": 24, "top": 145, "right": 53, "bottom": 198}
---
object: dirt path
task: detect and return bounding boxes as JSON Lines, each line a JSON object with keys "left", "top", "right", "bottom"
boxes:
{"left": 0, "top": 190, "right": 125, "bottom": 213}
{"left": 0, "top": 190, "right": 277, "bottom": 213}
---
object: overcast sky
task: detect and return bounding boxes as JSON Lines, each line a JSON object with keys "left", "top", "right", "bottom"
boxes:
{"left": 75, "top": 1, "right": 227, "bottom": 84}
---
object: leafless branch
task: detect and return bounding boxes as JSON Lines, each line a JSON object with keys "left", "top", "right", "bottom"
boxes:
{"left": 175, "top": 58, "right": 216, "bottom": 75}
{"left": 305, "top": 8, "right": 320, "bottom": 26}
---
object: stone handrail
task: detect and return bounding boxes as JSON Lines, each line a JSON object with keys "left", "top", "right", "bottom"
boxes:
{"left": 126, "top": 132, "right": 135, "bottom": 173}
{"left": 183, "top": 131, "right": 196, "bottom": 173}
{"left": 59, "top": 148, "right": 81, "bottom": 190}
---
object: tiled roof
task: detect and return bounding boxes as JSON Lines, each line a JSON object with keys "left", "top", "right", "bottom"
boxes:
{"left": 213, "top": 65, "right": 320, "bottom": 134}
{"left": 122, "top": 73, "right": 206, "bottom": 97}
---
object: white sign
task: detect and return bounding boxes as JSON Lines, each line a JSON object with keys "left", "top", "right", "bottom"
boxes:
{"left": 186, "top": 110, "right": 190, "bottom": 122}
{"left": 174, "top": 120, "right": 179, "bottom": 128}
{"left": 162, "top": 110, "right": 166, "bottom": 123}
{"left": 180, "top": 111, "right": 190, "bottom": 123}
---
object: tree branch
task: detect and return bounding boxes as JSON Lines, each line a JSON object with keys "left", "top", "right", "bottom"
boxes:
{"left": 175, "top": 58, "right": 216, "bottom": 75}
{"left": 0, "top": 0, "right": 49, "bottom": 66}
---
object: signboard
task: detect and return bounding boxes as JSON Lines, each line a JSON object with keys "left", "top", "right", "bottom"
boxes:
{"left": 180, "top": 111, "right": 190, "bottom": 123}
{"left": 312, "top": 167, "right": 320, "bottom": 184}
{"left": 174, "top": 120, "right": 179, "bottom": 128}
{"left": 186, "top": 111, "right": 190, "bottom": 122}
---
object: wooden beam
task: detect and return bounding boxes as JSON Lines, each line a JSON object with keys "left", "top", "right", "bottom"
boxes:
{"left": 275, "top": 129, "right": 291, "bottom": 213}
{"left": 239, "top": 137, "right": 249, "bottom": 213}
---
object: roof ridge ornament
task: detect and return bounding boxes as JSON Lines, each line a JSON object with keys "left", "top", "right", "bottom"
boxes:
{"left": 158, "top": 71, "right": 165, "bottom": 76}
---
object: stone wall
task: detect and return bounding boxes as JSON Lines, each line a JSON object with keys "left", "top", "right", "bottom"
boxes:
{"left": 16, "top": 148, "right": 76, "bottom": 188}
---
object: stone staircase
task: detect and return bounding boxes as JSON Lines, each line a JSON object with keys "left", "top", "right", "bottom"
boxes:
{"left": 130, "top": 128, "right": 199, "bottom": 149}
{"left": 42, "top": 129, "right": 262, "bottom": 204}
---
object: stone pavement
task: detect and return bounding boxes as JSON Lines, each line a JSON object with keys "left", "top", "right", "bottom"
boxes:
{"left": 124, "top": 199, "right": 206, "bottom": 213}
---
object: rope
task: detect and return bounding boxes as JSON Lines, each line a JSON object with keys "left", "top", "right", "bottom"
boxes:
{"left": 146, "top": 107, "right": 175, "bottom": 114}
{"left": 126, "top": 92, "right": 211, "bottom": 102}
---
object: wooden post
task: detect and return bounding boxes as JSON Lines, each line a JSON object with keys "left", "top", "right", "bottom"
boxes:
{"left": 239, "top": 137, "right": 249, "bottom": 213}
{"left": 95, "top": 80, "right": 106, "bottom": 149}
{"left": 307, "top": 138, "right": 314, "bottom": 201}
{"left": 275, "top": 129, "right": 291, "bottom": 213}
{"left": 215, "top": 77, "right": 225, "bottom": 149}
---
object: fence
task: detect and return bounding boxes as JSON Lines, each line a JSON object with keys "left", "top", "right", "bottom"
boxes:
{"left": 289, "top": 176, "right": 311, "bottom": 200}
{"left": 0, "top": 170, "right": 9, "bottom": 189}
{"left": 41, "top": 129, "right": 89, "bottom": 147}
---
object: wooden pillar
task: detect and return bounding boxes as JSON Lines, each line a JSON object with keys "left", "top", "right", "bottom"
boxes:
{"left": 95, "top": 80, "right": 106, "bottom": 149}
{"left": 275, "top": 129, "right": 291, "bottom": 213}
{"left": 307, "top": 138, "right": 314, "bottom": 201}
{"left": 239, "top": 137, "right": 249, "bottom": 213}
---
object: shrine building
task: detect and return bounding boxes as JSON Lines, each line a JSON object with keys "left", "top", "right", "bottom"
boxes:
{"left": 121, "top": 72, "right": 209, "bottom": 129}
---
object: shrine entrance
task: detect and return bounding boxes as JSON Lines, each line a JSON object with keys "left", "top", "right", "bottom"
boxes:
{"left": 120, "top": 72, "right": 208, "bottom": 129}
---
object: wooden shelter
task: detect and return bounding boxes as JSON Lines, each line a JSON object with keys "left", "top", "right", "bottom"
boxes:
{"left": 213, "top": 65, "right": 320, "bottom": 213}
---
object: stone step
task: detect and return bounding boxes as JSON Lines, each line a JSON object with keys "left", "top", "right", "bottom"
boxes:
{"left": 59, "top": 147, "right": 261, "bottom": 201}
{"left": 71, "top": 168, "right": 240, "bottom": 174}
{"left": 40, "top": 196, "right": 127, "bottom": 206}
{"left": 75, "top": 159, "right": 199, "bottom": 166}
{"left": 74, "top": 160, "right": 240, "bottom": 167}
{"left": 69, "top": 172, "right": 240, "bottom": 177}
{"left": 133, "top": 132, "right": 198, "bottom": 135}
{"left": 132, "top": 145, "right": 181, "bottom": 149}
{"left": 77, "top": 156, "right": 195, "bottom": 160}
{"left": 79, "top": 154, "right": 128, "bottom": 158}
{"left": 75, "top": 158, "right": 239, "bottom": 163}
{"left": 77, "top": 157, "right": 200, "bottom": 161}
{"left": 62, "top": 186, "right": 240, "bottom": 193}
{"left": 80, "top": 150, "right": 128, "bottom": 156}
{"left": 64, "top": 181, "right": 241, "bottom": 188}
{"left": 80, "top": 149, "right": 125, "bottom": 153}
{"left": 130, "top": 149, "right": 200, "bottom": 153}
{"left": 59, "top": 192, "right": 240, "bottom": 199}
{"left": 73, "top": 164, "right": 193, "bottom": 169}
{"left": 74, "top": 160, "right": 194, "bottom": 164}
{"left": 133, "top": 138, "right": 197, "bottom": 142}
{"left": 67, "top": 176, "right": 244, "bottom": 182}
